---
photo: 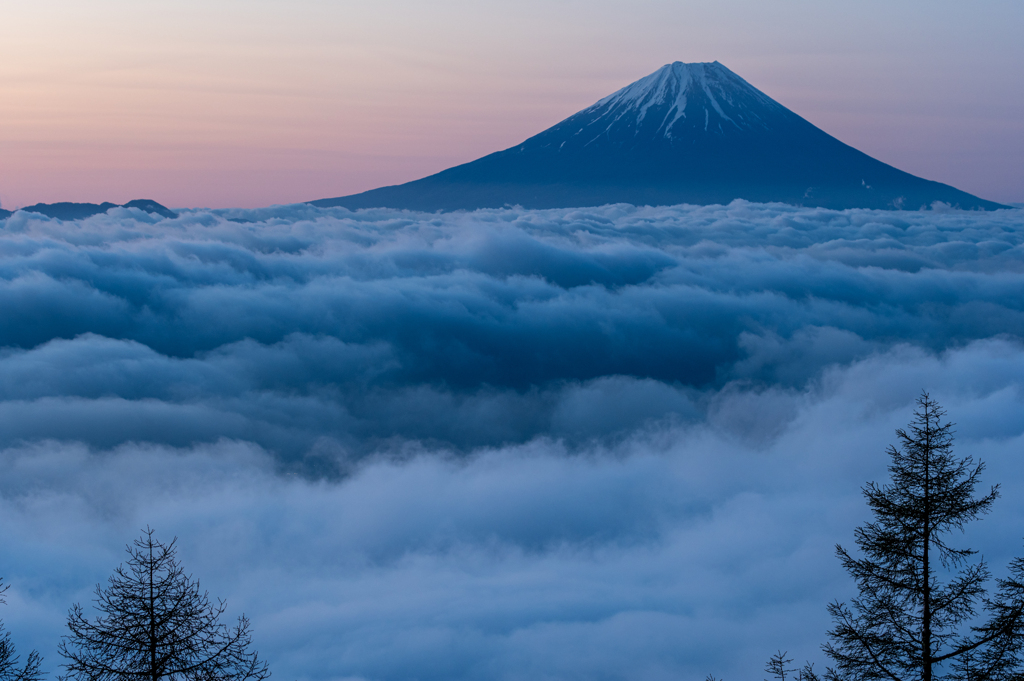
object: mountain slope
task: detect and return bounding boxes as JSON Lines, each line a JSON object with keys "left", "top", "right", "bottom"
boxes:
{"left": 313, "top": 62, "right": 1005, "bottom": 211}
{"left": 0, "top": 200, "right": 177, "bottom": 221}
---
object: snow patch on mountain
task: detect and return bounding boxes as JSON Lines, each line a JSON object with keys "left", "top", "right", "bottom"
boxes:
{"left": 584, "top": 61, "right": 781, "bottom": 138}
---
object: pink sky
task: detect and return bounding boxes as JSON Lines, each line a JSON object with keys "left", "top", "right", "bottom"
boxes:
{"left": 2, "top": 0, "right": 1022, "bottom": 209}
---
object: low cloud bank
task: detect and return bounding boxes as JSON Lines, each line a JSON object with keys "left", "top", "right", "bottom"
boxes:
{"left": 1, "top": 342, "right": 1023, "bottom": 681}
{"left": 1, "top": 203, "right": 1023, "bottom": 679}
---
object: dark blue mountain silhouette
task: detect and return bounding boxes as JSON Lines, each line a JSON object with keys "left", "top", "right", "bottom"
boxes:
{"left": 312, "top": 61, "right": 1006, "bottom": 211}
{"left": 0, "top": 199, "right": 176, "bottom": 221}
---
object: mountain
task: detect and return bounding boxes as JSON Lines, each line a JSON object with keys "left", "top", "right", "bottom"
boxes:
{"left": 312, "top": 61, "right": 1006, "bottom": 211}
{"left": 0, "top": 199, "right": 177, "bottom": 221}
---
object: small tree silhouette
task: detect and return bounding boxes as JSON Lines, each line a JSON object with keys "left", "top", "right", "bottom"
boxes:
{"left": 59, "top": 529, "right": 270, "bottom": 681}
{"left": 0, "top": 580, "right": 41, "bottom": 681}
{"left": 766, "top": 651, "right": 796, "bottom": 681}
{"left": 766, "top": 651, "right": 819, "bottom": 681}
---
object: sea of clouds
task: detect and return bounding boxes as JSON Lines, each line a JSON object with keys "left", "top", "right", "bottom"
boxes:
{"left": 1, "top": 201, "right": 1023, "bottom": 681}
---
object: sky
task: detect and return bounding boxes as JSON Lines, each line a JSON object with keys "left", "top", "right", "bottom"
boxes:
{"left": 1, "top": 202, "right": 1024, "bottom": 680}
{"left": 1, "top": 0, "right": 1023, "bottom": 209}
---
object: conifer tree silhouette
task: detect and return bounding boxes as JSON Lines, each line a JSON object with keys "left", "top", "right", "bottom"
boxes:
{"left": 0, "top": 580, "right": 41, "bottom": 681}
{"left": 59, "top": 529, "right": 270, "bottom": 681}
{"left": 822, "top": 393, "right": 1024, "bottom": 681}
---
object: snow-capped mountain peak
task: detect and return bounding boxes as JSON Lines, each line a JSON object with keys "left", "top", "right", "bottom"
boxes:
{"left": 573, "top": 61, "right": 785, "bottom": 141}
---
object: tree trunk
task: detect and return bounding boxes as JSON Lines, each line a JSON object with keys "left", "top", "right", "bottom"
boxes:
{"left": 149, "top": 539, "right": 158, "bottom": 681}
{"left": 922, "top": 410, "right": 932, "bottom": 681}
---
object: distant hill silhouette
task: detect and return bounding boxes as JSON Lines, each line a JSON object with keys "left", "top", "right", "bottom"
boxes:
{"left": 312, "top": 61, "right": 1006, "bottom": 211}
{"left": 0, "top": 199, "right": 176, "bottom": 221}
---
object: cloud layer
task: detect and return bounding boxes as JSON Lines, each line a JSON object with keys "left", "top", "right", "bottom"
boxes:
{"left": 0, "top": 202, "right": 1023, "bottom": 680}
{"left": 1, "top": 202, "right": 1023, "bottom": 461}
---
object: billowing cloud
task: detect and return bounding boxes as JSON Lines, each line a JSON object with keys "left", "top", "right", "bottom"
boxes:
{"left": 0, "top": 203, "right": 1023, "bottom": 680}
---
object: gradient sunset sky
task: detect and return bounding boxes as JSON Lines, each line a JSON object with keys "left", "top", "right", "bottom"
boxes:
{"left": 2, "top": 0, "right": 1022, "bottom": 209}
